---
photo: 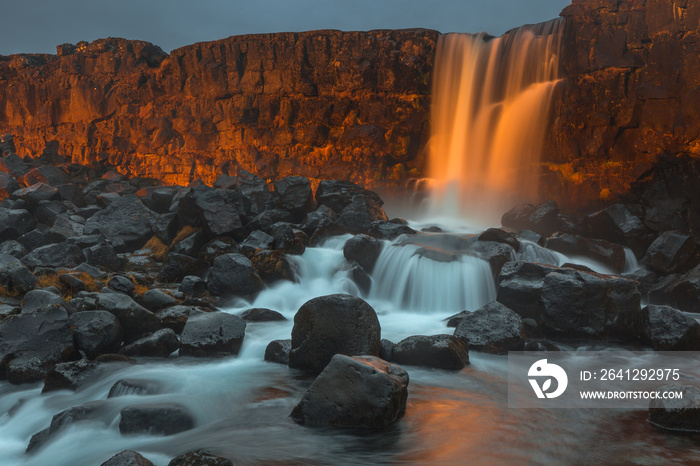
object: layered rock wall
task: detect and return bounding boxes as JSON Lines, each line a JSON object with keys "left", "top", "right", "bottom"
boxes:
{"left": 0, "top": 30, "right": 438, "bottom": 186}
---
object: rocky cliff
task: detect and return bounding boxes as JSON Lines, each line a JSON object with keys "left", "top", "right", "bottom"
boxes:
{"left": 0, "top": 30, "right": 437, "bottom": 186}
{"left": 1, "top": 0, "right": 699, "bottom": 209}
{"left": 545, "top": 0, "right": 700, "bottom": 208}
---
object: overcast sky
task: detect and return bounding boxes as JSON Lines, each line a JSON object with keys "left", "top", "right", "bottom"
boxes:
{"left": 1, "top": 0, "right": 571, "bottom": 56}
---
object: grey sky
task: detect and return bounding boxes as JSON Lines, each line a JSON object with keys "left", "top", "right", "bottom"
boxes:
{"left": 1, "top": 0, "right": 571, "bottom": 56}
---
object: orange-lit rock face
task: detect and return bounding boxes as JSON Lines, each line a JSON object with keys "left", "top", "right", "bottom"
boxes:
{"left": 0, "top": 32, "right": 438, "bottom": 187}
{"left": 544, "top": 0, "right": 700, "bottom": 209}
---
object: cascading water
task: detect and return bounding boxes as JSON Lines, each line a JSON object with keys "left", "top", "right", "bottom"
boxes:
{"left": 427, "top": 19, "right": 564, "bottom": 223}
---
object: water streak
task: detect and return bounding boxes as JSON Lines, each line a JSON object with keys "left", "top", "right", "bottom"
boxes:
{"left": 428, "top": 19, "right": 564, "bottom": 223}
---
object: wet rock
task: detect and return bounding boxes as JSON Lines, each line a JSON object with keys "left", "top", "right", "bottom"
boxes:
{"left": 170, "top": 230, "right": 206, "bottom": 257}
{"left": 42, "top": 360, "right": 100, "bottom": 392}
{"left": 618, "top": 305, "right": 700, "bottom": 350}
{"left": 0, "top": 253, "right": 36, "bottom": 294}
{"left": 120, "top": 328, "right": 180, "bottom": 357}
{"left": 108, "top": 378, "right": 163, "bottom": 398}
{"left": 101, "top": 450, "right": 155, "bottom": 466}
{"left": 649, "top": 385, "right": 700, "bottom": 433}
{"left": 239, "top": 308, "right": 286, "bottom": 322}
{"left": 198, "top": 237, "right": 240, "bottom": 262}
{"left": 379, "top": 339, "right": 395, "bottom": 361}
{"left": 22, "top": 241, "right": 85, "bottom": 269}
{"left": 391, "top": 334, "right": 468, "bottom": 370}
{"left": 177, "top": 187, "right": 244, "bottom": 238}
{"left": 0, "top": 307, "right": 78, "bottom": 384}
{"left": 289, "top": 294, "right": 381, "bottom": 373}
{"left": 545, "top": 233, "right": 626, "bottom": 273}
{"left": 0, "top": 240, "right": 26, "bottom": 258}
{"left": 167, "top": 449, "right": 233, "bottom": 466}
{"left": 583, "top": 204, "right": 653, "bottom": 257}
{"left": 252, "top": 250, "right": 298, "bottom": 284}
{"left": 23, "top": 166, "right": 70, "bottom": 187}
{"left": 454, "top": 302, "right": 525, "bottom": 354}
{"left": 213, "top": 174, "right": 237, "bottom": 190}
{"left": 469, "top": 241, "right": 517, "bottom": 276}
{"left": 336, "top": 195, "right": 389, "bottom": 235}
{"left": 539, "top": 268, "right": 641, "bottom": 339}
{"left": 21, "top": 289, "right": 72, "bottom": 313}
{"left": 240, "top": 230, "right": 274, "bottom": 256}
{"left": 84, "top": 195, "right": 156, "bottom": 251}
{"left": 180, "top": 310, "right": 246, "bottom": 357}
{"left": 69, "top": 311, "right": 123, "bottom": 359}
{"left": 0, "top": 171, "right": 19, "bottom": 198}
{"left": 156, "top": 305, "right": 200, "bottom": 333}
{"left": 160, "top": 253, "right": 209, "bottom": 282}
{"left": 290, "top": 354, "right": 408, "bottom": 428}
{"left": 270, "top": 222, "right": 305, "bottom": 255}
{"left": 343, "top": 234, "right": 382, "bottom": 272}
{"left": 13, "top": 183, "right": 60, "bottom": 207}
{"left": 273, "top": 176, "right": 313, "bottom": 222}
{"left": 0, "top": 208, "right": 36, "bottom": 240}
{"left": 46, "top": 214, "right": 84, "bottom": 242}
{"left": 649, "top": 265, "right": 700, "bottom": 312}
{"left": 264, "top": 339, "right": 291, "bottom": 365}
{"left": 207, "top": 253, "right": 263, "bottom": 298}
{"left": 497, "top": 261, "right": 558, "bottom": 320}
{"left": 445, "top": 311, "right": 469, "bottom": 328}
{"left": 119, "top": 404, "right": 195, "bottom": 436}
{"left": 642, "top": 231, "right": 700, "bottom": 275}
{"left": 343, "top": 260, "right": 372, "bottom": 295}
{"left": 96, "top": 292, "right": 161, "bottom": 344}
{"left": 178, "top": 275, "right": 207, "bottom": 296}
{"left": 152, "top": 213, "right": 178, "bottom": 245}
{"left": 502, "top": 201, "right": 561, "bottom": 236}
{"left": 315, "top": 180, "right": 383, "bottom": 214}
{"left": 109, "top": 275, "right": 136, "bottom": 296}
{"left": 478, "top": 228, "right": 520, "bottom": 251}
{"left": 139, "top": 289, "right": 178, "bottom": 311}
{"left": 238, "top": 170, "right": 275, "bottom": 219}
{"left": 27, "top": 401, "right": 111, "bottom": 453}
{"left": 17, "top": 229, "right": 48, "bottom": 251}
{"left": 300, "top": 205, "right": 337, "bottom": 238}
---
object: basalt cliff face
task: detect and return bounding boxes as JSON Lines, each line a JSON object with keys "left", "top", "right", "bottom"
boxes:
{"left": 0, "top": 0, "right": 699, "bottom": 208}
{"left": 546, "top": 0, "right": 700, "bottom": 208}
{"left": 0, "top": 30, "right": 437, "bottom": 186}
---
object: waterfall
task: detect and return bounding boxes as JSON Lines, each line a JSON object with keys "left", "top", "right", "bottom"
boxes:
{"left": 427, "top": 19, "right": 564, "bottom": 223}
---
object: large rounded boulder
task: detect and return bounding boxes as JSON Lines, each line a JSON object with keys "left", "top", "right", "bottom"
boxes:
{"left": 454, "top": 301, "right": 526, "bottom": 354}
{"left": 290, "top": 354, "right": 408, "bottom": 428}
{"left": 288, "top": 294, "right": 381, "bottom": 373}
{"left": 207, "top": 253, "right": 263, "bottom": 298}
{"left": 390, "top": 335, "right": 469, "bottom": 370}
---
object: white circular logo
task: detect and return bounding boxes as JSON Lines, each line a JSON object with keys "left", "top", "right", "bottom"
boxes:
{"left": 528, "top": 359, "right": 568, "bottom": 399}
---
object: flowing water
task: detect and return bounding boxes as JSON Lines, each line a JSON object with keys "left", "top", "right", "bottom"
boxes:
{"left": 2, "top": 19, "right": 700, "bottom": 466}
{"left": 427, "top": 19, "right": 563, "bottom": 223}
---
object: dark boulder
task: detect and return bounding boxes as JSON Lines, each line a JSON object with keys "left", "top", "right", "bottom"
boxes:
{"left": 273, "top": 176, "right": 313, "bottom": 222}
{"left": 237, "top": 169, "right": 275, "bottom": 219}
{"left": 119, "top": 328, "right": 180, "bottom": 358}
{"left": 42, "top": 360, "right": 100, "bottom": 392}
{"left": 239, "top": 230, "right": 274, "bottom": 256}
{"left": 83, "top": 242, "right": 125, "bottom": 271}
{"left": 270, "top": 223, "right": 305, "bottom": 255}
{"left": 0, "top": 253, "right": 36, "bottom": 294}
{"left": 243, "top": 209, "right": 293, "bottom": 237}
{"left": 445, "top": 311, "right": 469, "bottom": 328}
{"left": 642, "top": 231, "right": 700, "bottom": 275}
{"left": 264, "top": 339, "right": 291, "bottom": 365}
{"left": 649, "top": 385, "right": 700, "bottom": 432}
{"left": 315, "top": 180, "right": 383, "bottom": 214}
{"left": 0, "top": 171, "right": 19, "bottom": 198}
{"left": 0, "top": 239, "right": 26, "bottom": 258}
{"left": 497, "top": 261, "right": 558, "bottom": 320}
{"left": 240, "top": 308, "right": 286, "bottom": 322}
{"left": 290, "top": 354, "right": 408, "bottom": 428}
{"left": 84, "top": 195, "right": 156, "bottom": 250}
{"left": 119, "top": 404, "right": 195, "bottom": 436}
{"left": 47, "top": 214, "right": 84, "bottom": 242}
{"left": 21, "top": 289, "right": 72, "bottom": 313}
{"left": 391, "top": 334, "right": 468, "bottom": 370}
{"left": 649, "top": 264, "right": 700, "bottom": 312}
{"left": 13, "top": 183, "right": 60, "bottom": 207}
{"left": 343, "top": 234, "right": 382, "bottom": 272}
{"left": 583, "top": 204, "right": 653, "bottom": 257}
{"left": 545, "top": 233, "right": 627, "bottom": 273}
{"left": 289, "top": 294, "right": 381, "bottom": 373}
{"left": 101, "top": 450, "right": 155, "bottom": 466}
{"left": 454, "top": 302, "right": 525, "bottom": 354}
{"left": 176, "top": 187, "right": 243, "bottom": 238}
{"left": 160, "top": 253, "right": 209, "bottom": 283}
{"left": 207, "top": 253, "right": 263, "bottom": 298}
{"left": 109, "top": 275, "right": 136, "bottom": 296}
{"left": 69, "top": 311, "right": 123, "bottom": 359}
{"left": 35, "top": 200, "right": 67, "bottom": 225}
{"left": 156, "top": 305, "right": 200, "bottom": 333}
{"left": 27, "top": 401, "right": 111, "bottom": 453}
{"left": 379, "top": 339, "right": 395, "bottom": 361}
{"left": 343, "top": 260, "right": 372, "bottom": 295}
{"left": 170, "top": 230, "right": 206, "bottom": 257}
{"left": 96, "top": 292, "right": 161, "bottom": 344}
{"left": 167, "top": 449, "right": 233, "bottom": 466}
{"left": 469, "top": 241, "right": 517, "bottom": 277}
{"left": 478, "top": 228, "right": 520, "bottom": 251}
{"left": 336, "top": 195, "right": 388, "bottom": 235}
{"left": 300, "top": 204, "right": 337, "bottom": 238}
{"left": 22, "top": 241, "right": 85, "bottom": 269}
{"left": 198, "top": 236, "right": 240, "bottom": 263}
{"left": 617, "top": 305, "right": 700, "bottom": 350}
{"left": 0, "top": 208, "right": 36, "bottom": 240}
{"left": 502, "top": 201, "right": 561, "bottom": 236}
{"left": 139, "top": 289, "right": 179, "bottom": 311}
{"left": 179, "top": 275, "right": 207, "bottom": 296}
{"left": 0, "top": 307, "right": 78, "bottom": 384}
{"left": 180, "top": 311, "right": 246, "bottom": 357}
{"left": 23, "top": 166, "right": 70, "bottom": 187}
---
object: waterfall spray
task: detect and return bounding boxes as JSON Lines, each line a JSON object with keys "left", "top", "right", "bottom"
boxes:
{"left": 428, "top": 19, "right": 564, "bottom": 223}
